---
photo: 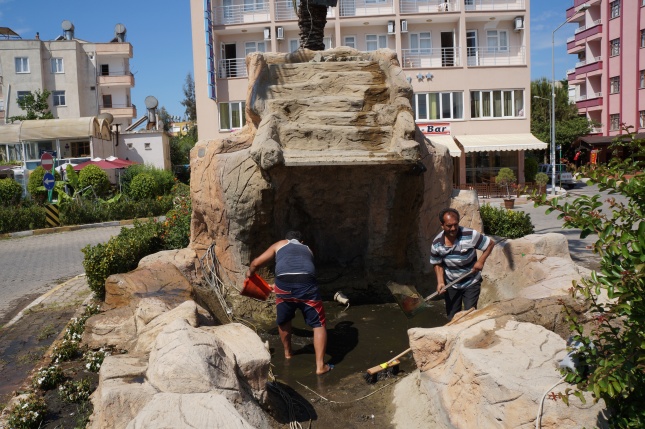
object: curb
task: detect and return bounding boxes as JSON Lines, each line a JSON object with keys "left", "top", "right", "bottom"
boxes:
{"left": 0, "top": 216, "right": 165, "bottom": 240}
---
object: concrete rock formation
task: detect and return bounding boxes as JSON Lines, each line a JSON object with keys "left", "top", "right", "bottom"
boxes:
{"left": 190, "top": 48, "right": 455, "bottom": 317}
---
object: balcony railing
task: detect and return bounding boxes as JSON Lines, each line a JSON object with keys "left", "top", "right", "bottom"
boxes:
{"left": 339, "top": 0, "right": 394, "bottom": 17}
{"left": 402, "top": 48, "right": 461, "bottom": 68}
{"left": 218, "top": 58, "right": 248, "bottom": 78}
{"left": 399, "top": 0, "right": 459, "bottom": 14}
{"left": 212, "top": 2, "right": 270, "bottom": 25}
{"left": 590, "top": 127, "right": 602, "bottom": 134}
{"left": 274, "top": 0, "right": 335, "bottom": 20}
{"left": 578, "top": 92, "right": 602, "bottom": 101}
{"left": 575, "top": 55, "right": 601, "bottom": 68}
{"left": 463, "top": 0, "right": 525, "bottom": 11}
{"left": 575, "top": 19, "right": 601, "bottom": 35}
{"left": 465, "top": 46, "right": 526, "bottom": 66}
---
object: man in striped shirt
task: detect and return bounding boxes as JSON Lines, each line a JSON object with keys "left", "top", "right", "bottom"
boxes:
{"left": 430, "top": 208, "right": 495, "bottom": 320}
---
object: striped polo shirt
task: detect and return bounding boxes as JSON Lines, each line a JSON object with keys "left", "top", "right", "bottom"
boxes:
{"left": 429, "top": 226, "right": 491, "bottom": 290}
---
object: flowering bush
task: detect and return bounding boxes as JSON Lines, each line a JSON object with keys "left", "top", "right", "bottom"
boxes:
{"left": 84, "top": 348, "right": 110, "bottom": 372}
{"left": 7, "top": 393, "right": 47, "bottom": 429}
{"left": 58, "top": 378, "right": 92, "bottom": 403}
{"left": 161, "top": 190, "right": 191, "bottom": 250}
{"left": 32, "top": 365, "right": 64, "bottom": 390}
{"left": 51, "top": 338, "right": 81, "bottom": 363}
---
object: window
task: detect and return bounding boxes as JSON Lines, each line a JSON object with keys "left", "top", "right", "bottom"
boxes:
{"left": 470, "top": 89, "right": 524, "bottom": 119}
{"left": 343, "top": 36, "right": 356, "bottom": 49}
{"left": 100, "top": 64, "right": 109, "bottom": 76}
{"left": 486, "top": 30, "right": 508, "bottom": 53}
{"left": 640, "top": 111, "right": 645, "bottom": 128}
{"left": 220, "top": 101, "right": 246, "bottom": 130}
{"left": 102, "top": 94, "right": 112, "bottom": 108}
{"left": 144, "top": 142, "right": 151, "bottom": 150}
{"left": 412, "top": 92, "right": 463, "bottom": 120}
{"left": 610, "top": 39, "right": 620, "bottom": 56}
{"left": 245, "top": 41, "right": 266, "bottom": 56}
{"left": 289, "top": 39, "right": 299, "bottom": 52}
{"left": 641, "top": 30, "right": 645, "bottom": 48}
{"left": 15, "top": 57, "right": 29, "bottom": 73}
{"left": 610, "top": 77, "right": 620, "bottom": 94}
{"left": 16, "top": 91, "right": 30, "bottom": 102}
{"left": 410, "top": 32, "right": 431, "bottom": 54}
{"left": 52, "top": 90, "right": 66, "bottom": 106}
{"left": 70, "top": 141, "right": 90, "bottom": 158}
{"left": 366, "top": 34, "right": 387, "bottom": 51}
{"left": 610, "top": 114, "right": 620, "bottom": 131}
{"left": 243, "top": 0, "right": 264, "bottom": 11}
{"left": 51, "top": 58, "right": 64, "bottom": 73}
{"left": 324, "top": 37, "right": 332, "bottom": 50}
{"left": 610, "top": 0, "right": 620, "bottom": 18}
{"left": 365, "top": 0, "right": 386, "bottom": 3}
{"left": 641, "top": 70, "right": 645, "bottom": 88}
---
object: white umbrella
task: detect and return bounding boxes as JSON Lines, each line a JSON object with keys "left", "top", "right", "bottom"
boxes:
{"left": 55, "top": 163, "right": 77, "bottom": 180}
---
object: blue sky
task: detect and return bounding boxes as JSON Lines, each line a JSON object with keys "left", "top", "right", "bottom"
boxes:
{"left": 2, "top": 0, "right": 572, "bottom": 116}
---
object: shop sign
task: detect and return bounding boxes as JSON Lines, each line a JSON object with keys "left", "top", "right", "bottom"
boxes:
{"left": 418, "top": 122, "right": 450, "bottom": 135}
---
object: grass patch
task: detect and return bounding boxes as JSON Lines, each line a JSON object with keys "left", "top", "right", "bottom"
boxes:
{"left": 16, "top": 347, "right": 48, "bottom": 365}
{"left": 37, "top": 324, "right": 57, "bottom": 341}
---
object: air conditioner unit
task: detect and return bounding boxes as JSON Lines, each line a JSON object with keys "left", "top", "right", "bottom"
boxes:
{"left": 514, "top": 16, "right": 524, "bottom": 31}
{"left": 401, "top": 20, "right": 408, "bottom": 33}
{"left": 387, "top": 21, "right": 395, "bottom": 35}
{"left": 276, "top": 26, "right": 284, "bottom": 40}
{"left": 264, "top": 27, "right": 271, "bottom": 40}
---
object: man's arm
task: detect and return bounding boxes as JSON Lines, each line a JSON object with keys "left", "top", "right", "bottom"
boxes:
{"left": 473, "top": 237, "right": 495, "bottom": 272}
{"left": 434, "top": 264, "right": 447, "bottom": 294}
{"left": 246, "top": 240, "right": 286, "bottom": 278}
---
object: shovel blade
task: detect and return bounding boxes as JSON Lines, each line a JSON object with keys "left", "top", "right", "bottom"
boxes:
{"left": 387, "top": 281, "right": 429, "bottom": 318}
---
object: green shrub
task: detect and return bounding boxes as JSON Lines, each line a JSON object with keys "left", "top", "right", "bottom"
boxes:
{"left": 161, "top": 193, "right": 191, "bottom": 250}
{"left": 27, "top": 166, "right": 60, "bottom": 202}
{"left": 78, "top": 165, "right": 110, "bottom": 198}
{"left": 59, "top": 378, "right": 92, "bottom": 403}
{"left": 480, "top": 203, "right": 534, "bottom": 239}
{"left": 58, "top": 196, "right": 173, "bottom": 226}
{"left": 121, "top": 165, "right": 174, "bottom": 197}
{"left": 535, "top": 172, "right": 549, "bottom": 193}
{"left": 0, "top": 178, "right": 23, "bottom": 205}
{"left": 0, "top": 204, "right": 47, "bottom": 233}
{"left": 129, "top": 173, "right": 158, "bottom": 200}
{"left": 82, "top": 220, "right": 164, "bottom": 298}
{"left": 524, "top": 157, "right": 538, "bottom": 182}
{"left": 7, "top": 393, "right": 47, "bottom": 429}
{"left": 33, "top": 365, "right": 64, "bottom": 390}
{"left": 495, "top": 167, "right": 517, "bottom": 198}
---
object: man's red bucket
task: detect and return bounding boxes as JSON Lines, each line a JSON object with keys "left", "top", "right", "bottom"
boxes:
{"left": 242, "top": 274, "right": 273, "bottom": 300}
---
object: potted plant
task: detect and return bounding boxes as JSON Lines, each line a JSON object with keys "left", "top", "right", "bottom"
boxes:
{"left": 535, "top": 172, "right": 549, "bottom": 195}
{"left": 495, "top": 167, "right": 517, "bottom": 209}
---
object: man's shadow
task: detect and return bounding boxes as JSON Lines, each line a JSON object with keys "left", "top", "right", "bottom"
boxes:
{"left": 269, "top": 320, "right": 359, "bottom": 366}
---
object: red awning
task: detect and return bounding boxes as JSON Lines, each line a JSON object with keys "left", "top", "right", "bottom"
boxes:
{"left": 73, "top": 158, "right": 137, "bottom": 171}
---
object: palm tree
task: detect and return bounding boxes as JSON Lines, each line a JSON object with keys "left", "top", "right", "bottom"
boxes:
{"left": 298, "top": 0, "right": 336, "bottom": 50}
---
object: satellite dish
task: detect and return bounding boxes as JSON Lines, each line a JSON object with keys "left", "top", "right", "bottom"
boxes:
{"left": 61, "top": 20, "right": 74, "bottom": 31}
{"left": 144, "top": 96, "right": 158, "bottom": 109}
{"left": 115, "top": 23, "right": 126, "bottom": 34}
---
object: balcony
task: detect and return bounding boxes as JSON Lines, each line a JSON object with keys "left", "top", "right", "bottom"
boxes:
{"left": 464, "top": 46, "right": 526, "bottom": 67}
{"left": 212, "top": 2, "right": 270, "bottom": 26}
{"left": 218, "top": 58, "right": 248, "bottom": 78}
{"left": 589, "top": 127, "right": 602, "bottom": 134}
{"left": 578, "top": 92, "right": 602, "bottom": 101}
{"left": 97, "top": 72, "right": 134, "bottom": 87}
{"left": 576, "top": 57, "right": 602, "bottom": 74}
{"left": 399, "top": 0, "right": 459, "bottom": 14}
{"left": 339, "top": 0, "right": 394, "bottom": 17}
{"left": 95, "top": 43, "right": 132, "bottom": 58}
{"left": 402, "top": 47, "right": 461, "bottom": 68}
{"left": 99, "top": 104, "right": 136, "bottom": 119}
{"left": 463, "top": 0, "right": 525, "bottom": 12}
{"left": 274, "top": 0, "right": 335, "bottom": 20}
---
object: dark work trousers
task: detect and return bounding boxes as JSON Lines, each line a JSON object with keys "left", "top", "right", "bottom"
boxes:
{"left": 444, "top": 283, "right": 481, "bottom": 320}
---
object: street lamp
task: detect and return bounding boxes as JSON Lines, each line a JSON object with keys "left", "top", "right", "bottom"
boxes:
{"left": 551, "top": 3, "right": 590, "bottom": 195}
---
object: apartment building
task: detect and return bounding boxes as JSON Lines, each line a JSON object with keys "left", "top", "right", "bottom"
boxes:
{"left": 566, "top": 0, "right": 645, "bottom": 163}
{"left": 0, "top": 21, "right": 135, "bottom": 131}
{"left": 190, "top": 0, "right": 546, "bottom": 185}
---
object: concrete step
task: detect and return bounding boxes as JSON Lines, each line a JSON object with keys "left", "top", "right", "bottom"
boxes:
{"left": 277, "top": 123, "right": 392, "bottom": 152}
{"left": 268, "top": 61, "right": 384, "bottom": 85}
{"left": 265, "top": 82, "right": 388, "bottom": 100}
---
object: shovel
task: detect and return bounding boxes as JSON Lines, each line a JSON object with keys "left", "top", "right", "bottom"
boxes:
{"left": 387, "top": 270, "right": 477, "bottom": 318}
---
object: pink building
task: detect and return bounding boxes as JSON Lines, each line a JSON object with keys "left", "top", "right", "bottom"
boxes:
{"left": 567, "top": 0, "right": 645, "bottom": 161}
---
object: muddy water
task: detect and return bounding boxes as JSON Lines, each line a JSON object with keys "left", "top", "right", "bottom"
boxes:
{"left": 256, "top": 298, "right": 448, "bottom": 399}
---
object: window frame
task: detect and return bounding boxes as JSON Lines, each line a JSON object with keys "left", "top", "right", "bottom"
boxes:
{"left": 470, "top": 89, "right": 524, "bottom": 119}
{"left": 610, "top": 0, "right": 620, "bottom": 18}
{"left": 486, "top": 30, "right": 509, "bottom": 53}
{"left": 641, "top": 30, "right": 645, "bottom": 48}
{"left": 51, "top": 58, "right": 64, "bottom": 74}
{"left": 343, "top": 35, "right": 356, "bottom": 49}
{"left": 610, "top": 114, "right": 620, "bottom": 131}
{"left": 412, "top": 91, "right": 464, "bottom": 121}
{"left": 365, "top": 34, "right": 388, "bottom": 51}
{"left": 610, "top": 76, "right": 620, "bottom": 94}
{"left": 640, "top": 70, "right": 645, "bottom": 88}
{"left": 289, "top": 39, "right": 299, "bottom": 52}
{"left": 610, "top": 38, "right": 620, "bottom": 57}
{"left": 409, "top": 32, "right": 432, "bottom": 55}
{"left": 244, "top": 41, "right": 266, "bottom": 56}
{"left": 15, "top": 57, "right": 30, "bottom": 73}
{"left": 52, "top": 90, "right": 66, "bottom": 107}
{"left": 243, "top": 0, "right": 265, "bottom": 12}
{"left": 640, "top": 111, "right": 645, "bottom": 128}
{"left": 219, "top": 101, "right": 246, "bottom": 131}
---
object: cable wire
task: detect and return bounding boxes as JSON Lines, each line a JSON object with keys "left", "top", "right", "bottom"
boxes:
{"left": 535, "top": 376, "right": 566, "bottom": 429}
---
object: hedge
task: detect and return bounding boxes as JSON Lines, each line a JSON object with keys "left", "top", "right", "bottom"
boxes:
{"left": 0, "top": 204, "right": 47, "bottom": 234}
{"left": 480, "top": 203, "right": 535, "bottom": 239}
{"left": 0, "top": 178, "right": 23, "bottom": 205}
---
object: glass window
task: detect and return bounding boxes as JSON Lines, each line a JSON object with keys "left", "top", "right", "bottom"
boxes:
{"left": 71, "top": 141, "right": 90, "bottom": 158}
{"left": 324, "top": 37, "right": 332, "bottom": 50}
{"left": 413, "top": 92, "right": 464, "bottom": 120}
{"left": 52, "top": 90, "right": 66, "bottom": 106}
{"left": 366, "top": 34, "right": 387, "bottom": 51}
{"left": 15, "top": 57, "right": 29, "bottom": 73}
{"left": 486, "top": 30, "right": 508, "bottom": 53}
{"left": 245, "top": 41, "right": 266, "bottom": 56}
{"left": 17, "top": 91, "right": 30, "bottom": 102}
{"left": 610, "top": 0, "right": 620, "bottom": 18}
{"left": 610, "top": 39, "right": 620, "bottom": 56}
{"left": 243, "top": 0, "right": 265, "bottom": 11}
{"left": 289, "top": 39, "right": 299, "bottom": 52}
{"left": 219, "top": 101, "right": 246, "bottom": 130}
{"left": 610, "top": 114, "right": 620, "bottom": 131}
{"left": 640, "top": 111, "right": 645, "bottom": 128}
{"left": 641, "top": 70, "right": 645, "bottom": 88}
{"left": 641, "top": 30, "right": 645, "bottom": 48}
{"left": 343, "top": 36, "right": 356, "bottom": 49}
{"left": 51, "top": 58, "right": 64, "bottom": 73}
{"left": 470, "top": 90, "right": 524, "bottom": 118}
{"left": 410, "top": 32, "right": 431, "bottom": 54}
{"left": 610, "top": 76, "right": 620, "bottom": 94}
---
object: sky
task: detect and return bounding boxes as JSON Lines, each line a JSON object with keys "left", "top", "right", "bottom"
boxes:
{"left": 1, "top": 0, "right": 573, "bottom": 116}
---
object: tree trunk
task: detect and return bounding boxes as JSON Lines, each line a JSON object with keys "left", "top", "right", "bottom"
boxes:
{"left": 298, "top": 0, "right": 328, "bottom": 50}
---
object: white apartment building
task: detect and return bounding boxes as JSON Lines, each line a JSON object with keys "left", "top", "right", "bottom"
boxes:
{"left": 0, "top": 21, "right": 135, "bottom": 133}
{"left": 190, "top": 0, "right": 546, "bottom": 185}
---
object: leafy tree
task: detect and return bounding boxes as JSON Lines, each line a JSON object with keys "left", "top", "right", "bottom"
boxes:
{"left": 158, "top": 106, "right": 172, "bottom": 132}
{"left": 532, "top": 128, "right": 645, "bottom": 426}
{"left": 9, "top": 89, "right": 55, "bottom": 122}
{"left": 180, "top": 73, "right": 196, "bottom": 122}
{"left": 531, "top": 78, "right": 594, "bottom": 159}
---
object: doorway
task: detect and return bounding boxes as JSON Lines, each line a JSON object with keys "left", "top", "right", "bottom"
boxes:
{"left": 466, "top": 30, "right": 478, "bottom": 66}
{"left": 441, "top": 32, "right": 455, "bottom": 67}
{"left": 222, "top": 43, "right": 237, "bottom": 78}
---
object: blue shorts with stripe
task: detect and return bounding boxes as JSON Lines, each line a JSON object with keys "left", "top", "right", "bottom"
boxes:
{"left": 274, "top": 275, "right": 326, "bottom": 328}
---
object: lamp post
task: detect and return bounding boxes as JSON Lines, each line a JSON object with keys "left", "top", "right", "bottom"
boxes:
{"left": 551, "top": 4, "right": 590, "bottom": 195}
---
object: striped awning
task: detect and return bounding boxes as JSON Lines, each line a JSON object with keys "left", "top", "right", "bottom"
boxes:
{"left": 0, "top": 117, "right": 111, "bottom": 144}
{"left": 428, "top": 135, "right": 462, "bottom": 157}
{"left": 455, "top": 134, "right": 548, "bottom": 153}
